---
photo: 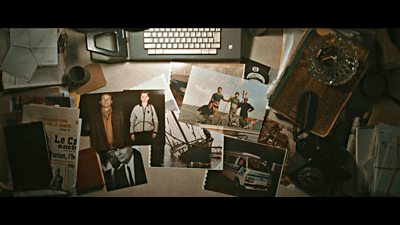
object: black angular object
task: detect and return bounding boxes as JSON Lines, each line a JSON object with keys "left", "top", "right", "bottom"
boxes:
{"left": 240, "top": 57, "right": 271, "bottom": 84}
{"left": 4, "top": 121, "right": 53, "bottom": 191}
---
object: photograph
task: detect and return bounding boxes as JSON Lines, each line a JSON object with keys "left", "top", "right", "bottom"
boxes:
{"left": 169, "top": 62, "right": 244, "bottom": 109}
{"left": 258, "top": 109, "right": 300, "bottom": 194}
{"left": 49, "top": 166, "right": 65, "bottom": 191}
{"left": 98, "top": 146, "right": 147, "bottom": 191}
{"left": 79, "top": 90, "right": 164, "bottom": 191}
{"left": 178, "top": 66, "right": 269, "bottom": 143}
{"left": 204, "top": 136, "right": 287, "bottom": 197}
{"left": 258, "top": 109, "right": 295, "bottom": 151}
{"left": 80, "top": 90, "right": 165, "bottom": 146}
{"left": 126, "top": 90, "right": 162, "bottom": 145}
{"left": 128, "top": 73, "right": 179, "bottom": 112}
{"left": 151, "top": 110, "right": 224, "bottom": 169}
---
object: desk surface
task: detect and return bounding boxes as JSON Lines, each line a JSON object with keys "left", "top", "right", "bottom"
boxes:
{"left": 1, "top": 29, "right": 398, "bottom": 197}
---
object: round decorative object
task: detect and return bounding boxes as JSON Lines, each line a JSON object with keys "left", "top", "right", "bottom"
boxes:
{"left": 307, "top": 33, "right": 360, "bottom": 86}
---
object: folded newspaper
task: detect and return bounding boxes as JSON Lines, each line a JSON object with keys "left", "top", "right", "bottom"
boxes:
{"left": 22, "top": 104, "right": 81, "bottom": 194}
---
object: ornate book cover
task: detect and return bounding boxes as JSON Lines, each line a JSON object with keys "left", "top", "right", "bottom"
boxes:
{"left": 269, "top": 29, "right": 369, "bottom": 137}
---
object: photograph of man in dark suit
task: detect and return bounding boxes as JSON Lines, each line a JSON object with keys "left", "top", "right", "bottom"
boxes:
{"left": 89, "top": 93, "right": 147, "bottom": 191}
{"left": 102, "top": 147, "right": 147, "bottom": 191}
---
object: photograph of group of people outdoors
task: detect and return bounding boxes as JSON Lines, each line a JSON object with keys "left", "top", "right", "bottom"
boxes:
{"left": 81, "top": 90, "right": 165, "bottom": 191}
{"left": 179, "top": 66, "right": 269, "bottom": 136}
{"left": 197, "top": 87, "right": 255, "bottom": 128}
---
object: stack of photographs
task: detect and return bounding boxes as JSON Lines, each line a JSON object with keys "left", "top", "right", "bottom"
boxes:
{"left": 80, "top": 90, "right": 165, "bottom": 191}
{"left": 79, "top": 62, "right": 293, "bottom": 197}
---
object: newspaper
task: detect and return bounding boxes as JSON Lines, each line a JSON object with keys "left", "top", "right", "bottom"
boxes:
{"left": 22, "top": 104, "right": 81, "bottom": 194}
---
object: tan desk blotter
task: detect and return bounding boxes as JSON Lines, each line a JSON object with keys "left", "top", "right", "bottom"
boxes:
{"left": 269, "top": 29, "right": 369, "bottom": 137}
{"left": 76, "top": 63, "right": 106, "bottom": 95}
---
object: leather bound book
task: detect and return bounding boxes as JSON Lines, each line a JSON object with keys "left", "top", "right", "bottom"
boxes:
{"left": 269, "top": 29, "right": 369, "bottom": 137}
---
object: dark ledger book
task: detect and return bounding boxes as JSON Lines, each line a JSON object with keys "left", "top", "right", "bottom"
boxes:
{"left": 3, "top": 121, "right": 53, "bottom": 191}
{"left": 76, "top": 148, "right": 104, "bottom": 194}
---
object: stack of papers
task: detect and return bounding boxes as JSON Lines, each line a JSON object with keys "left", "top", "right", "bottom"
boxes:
{"left": 355, "top": 123, "right": 400, "bottom": 196}
{"left": 1, "top": 29, "right": 58, "bottom": 81}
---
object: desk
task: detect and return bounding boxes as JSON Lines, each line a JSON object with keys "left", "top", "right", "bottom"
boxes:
{"left": 1, "top": 29, "right": 398, "bottom": 197}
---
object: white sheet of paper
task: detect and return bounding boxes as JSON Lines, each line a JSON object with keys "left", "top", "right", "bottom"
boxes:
{"left": 1, "top": 46, "right": 38, "bottom": 81}
{"left": 10, "top": 29, "right": 30, "bottom": 48}
{"left": 28, "top": 29, "right": 58, "bottom": 66}
{"left": 31, "top": 47, "right": 58, "bottom": 66}
{"left": 2, "top": 54, "right": 65, "bottom": 89}
{"left": 9, "top": 28, "right": 58, "bottom": 66}
{"left": 27, "top": 29, "right": 58, "bottom": 48}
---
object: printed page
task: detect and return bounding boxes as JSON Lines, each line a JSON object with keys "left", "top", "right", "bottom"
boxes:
{"left": 22, "top": 104, "right": 81, "bottom": 194}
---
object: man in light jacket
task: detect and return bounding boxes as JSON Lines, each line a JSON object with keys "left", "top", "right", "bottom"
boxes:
{"left": 129, "top": 91, "right": 159, "bottom": 145}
